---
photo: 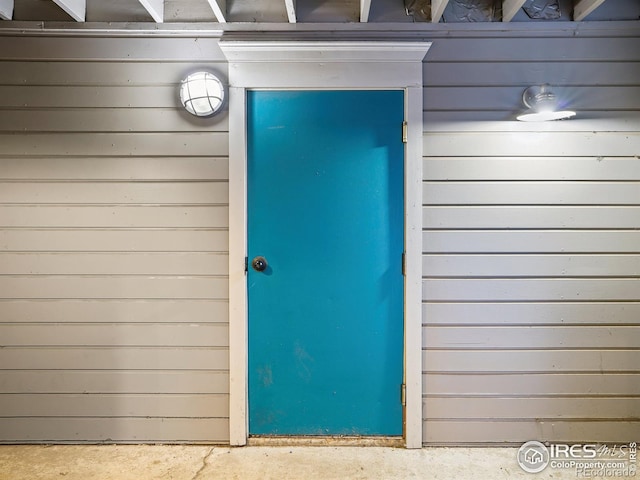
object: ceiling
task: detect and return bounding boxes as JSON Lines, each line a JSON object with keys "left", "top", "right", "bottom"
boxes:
{"left": 0, "top": 0, "right": 638, "bottom": 25}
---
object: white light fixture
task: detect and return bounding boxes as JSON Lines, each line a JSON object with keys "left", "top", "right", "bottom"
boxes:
{"left": 516, "top": 85, "right": 575, "bottom": 122}
{"left": 179, "top": 71, "right": 225, "bottom": 117}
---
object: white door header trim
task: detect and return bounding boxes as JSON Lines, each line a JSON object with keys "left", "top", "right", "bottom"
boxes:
{"left": 219, "top": 40, "right": 431, "bottom": 89}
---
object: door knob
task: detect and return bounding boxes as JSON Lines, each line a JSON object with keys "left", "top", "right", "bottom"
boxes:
{"left": 252, "top": 256, "right": 268, "bottom": 272}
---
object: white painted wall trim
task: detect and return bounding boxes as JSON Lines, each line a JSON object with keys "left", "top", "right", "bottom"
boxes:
{"left": 219, "top": 39, "right": 431, "bottom": 448}
{"left": 0, "top": 0, "right": 13, "bottom": 20}
{"left": 205, "top": 0, "right": 226, "bottom": 23}
{"left": 431, "top": 0, "right": 450, "bottom": 22}
{"left": 360, "top": 0, "right": 372, "bottom": 22}
{"left": 51, "top": 0, "right": 85, "bottom": 22}
{"left": 138, "top": 0, "right": 164, "bottom": 23}
{"left": 503, "top": 0, "right": 527, "bottom": 22}
{"left": 284, "top": 0, "right": 296, "bottom": 23}
{"left": 574, "top": 0, "right": 607, "bottom": 21}
{"left": 227, "top": 84, "right": 248, "bottom": 446}
{"left": 1, "top": 21, "right": 636, "bottom": 38}
{"left": 403, "top": 85, "right": 424, "bottom": 449}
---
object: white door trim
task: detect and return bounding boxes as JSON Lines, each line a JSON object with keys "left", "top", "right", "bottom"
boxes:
{"left": 219, "top": 40, "right": 431, "bottom": 449}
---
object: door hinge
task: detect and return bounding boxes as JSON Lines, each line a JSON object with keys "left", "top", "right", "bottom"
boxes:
{"left": 401, "top": 252, "right": 406, "bottom": 276}
{"left": 244, "top": 256, "right": 248, "bottom": 273}
{"left": 401, "top": 383, "right": 406, "bottom": 406}
{"left": 402, "top": 121, "right": 408, "bottom": 144}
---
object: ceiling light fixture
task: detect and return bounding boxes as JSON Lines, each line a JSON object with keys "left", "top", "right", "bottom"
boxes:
{"left": 179, "top": 71, "right": 225, "bottom": 117}
{"left": 516, "top": 85, "right": 575, "bottom": 122}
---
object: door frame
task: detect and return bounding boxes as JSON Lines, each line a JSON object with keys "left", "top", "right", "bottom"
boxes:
{"left": 219, "top": 40, "right": 432, "bottom": 448}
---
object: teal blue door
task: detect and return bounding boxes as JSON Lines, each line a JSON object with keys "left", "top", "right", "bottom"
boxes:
{"left": 247, "top": 90, "right": 404, "bottom": 436}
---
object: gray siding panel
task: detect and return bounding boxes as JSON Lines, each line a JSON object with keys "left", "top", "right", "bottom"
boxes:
{"left": 424, "top": 62, "right": 640, "bottom": 86}
{"left": 0, "top": 36, "right": 226, "bottom": 61}
{"left": 0, "top": 230, "right": 229, "bottom": 252}
{"left": 0, "top": 110, "right": 228, "bottom": 132}
{"left": 0, "top": 157, "right": 229, "bottom": 180}
{"left": 0, "top": 418, "right": 229, "bottom": 444}
{"left": 1, "top": 371, "right": 229, "bottom": 394}
{"left": 423, "top": 326, "right": 640, "bottom": 349}
{"left": 0, "top": 61, "right": 220, "bottom": 85}
{"left": 424, "top": 132, "right": 639, "bottom": 156}
{"left": 423, "top": 230, "right": 640, "bottom": 253}
{"left": 0, "top": 300, "right": 228, "bottom": 323}
{"left": 0, "top": 324, "right": 230, "bottom": 346}
{"left": 423, "top": 254, "right": 640, "bottom": 276}
{"left": 423, "top": 279, "right": 640, "bottom": 301}
{"left": 0, "top": 394, "right": 230, "bottom": 417}
{"left": 0, "top": 85, "right": 186, "bottom": 107}
{"left": 423, "top": 37, "right": 640, "bottom": 62}
{"left": 423, "top": 303, "right": 640, "bottom": 325}
{"left": 423, "top": 206, "right": 640, "bottom": 229}
{"left": 424, "top": 350, "right": 640, "bottom": 372}
{"left": 0, "top": 348, "right": 230, "bottom": 370}
{"left": 423, "top": 421, "right": 640, "bottom": 445}
{"left": 0, "top": 205, "right": 229, "bottom": 228}
{"left": 422, "top": 33, "right": 640, "bottom": 445}
{"left": 424, "top": 113, "right": 640, "bottom": 131}
{"left": 0, "top": 253, "right": 229, "bottom": 275}
{"left": 424, "top": 86, "right": 640, "bottom": 111}
{"left": 423, "top": 157, "right": 640, "bottom": 180}
{"left": 0, "top": 133, "right": 228, "bottom": 156}
{"left": 424, "top": 374, "right": 640, "bottom": 396}
{"left": 0, "top": 35, "right": 229, "bottom": 443}
{"left": 0, "top": 182, "right": 230, "bottom": 204}
{"left": 423, "top": 182, "right": 640, "bottom": 205}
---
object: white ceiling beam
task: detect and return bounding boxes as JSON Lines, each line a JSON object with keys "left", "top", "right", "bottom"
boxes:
{"left": 51, "top": 0, "right": 85, "bottom": 21}
{"left": 206, "top": 0, "right": 226, "bottom": 23}
{"left": 284, "top": 0, "right": 296, "bottom": 23}
{"left": 138, "top": 0, "right": 164, "bottom": 23}
{"left": 360, "top": 0, "right": 372, "bottom": 22}
{"left": 502, "top": 0, "right": 526, "bottom": 21}
{"left": 574, "top": 0, "right": 607, "bottom": 21}
{"left": 0, "top": 0, "right": 13, "bottom": 20}
{"left": 431, "top": 0, "right": 450, "bottom": 22}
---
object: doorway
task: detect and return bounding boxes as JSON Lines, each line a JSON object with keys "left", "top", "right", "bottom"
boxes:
{"left": 247, "top": 90, "right": 405, "bottom": 436}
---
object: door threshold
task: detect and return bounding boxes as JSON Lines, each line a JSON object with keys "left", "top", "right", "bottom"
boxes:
{"left": 248, "top": 436, "right": 404, "bottom": 447}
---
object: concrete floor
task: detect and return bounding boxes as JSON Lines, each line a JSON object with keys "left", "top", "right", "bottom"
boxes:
{"left": 0, "top": 445, "right": 581, "bottom": 480}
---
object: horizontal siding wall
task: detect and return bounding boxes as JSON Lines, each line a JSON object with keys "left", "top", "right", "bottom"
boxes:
{"left": 0, "top": 35, "right": 230, "bottom": 443}
{"left": 2, "top": 24, "right": 639, "bottom": 446}
{"left": 422, "top": 32, "right": 640, "bottom": 444}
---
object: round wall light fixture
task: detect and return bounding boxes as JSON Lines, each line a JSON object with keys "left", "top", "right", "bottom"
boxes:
{"left": 179, "top": 71, "right": 225, "bottom": 117}
{"left": 517, "top": 85, "right": 576, "bottom": 122}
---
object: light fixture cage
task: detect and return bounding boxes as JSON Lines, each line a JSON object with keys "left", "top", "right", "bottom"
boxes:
{"left": 522, "top": 85, "right": 557, "bottom": 111}
{"left": 517, "top": 84, "right": 575, "bottom": 122}
{"left": 179, "top": 71, "right": 225, "bottom": 117}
